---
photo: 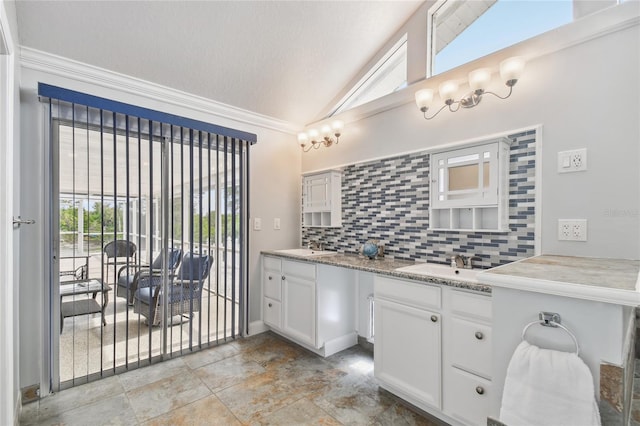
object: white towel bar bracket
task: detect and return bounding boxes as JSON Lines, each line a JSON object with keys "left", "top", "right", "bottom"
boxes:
{"left": 521, "top": 311, "right": 580, "bottom": 356}
{"left": 539, "top": 311, "right": 561, "bottom": 327}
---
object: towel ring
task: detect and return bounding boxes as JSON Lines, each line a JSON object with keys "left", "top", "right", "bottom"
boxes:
{"left": 521, "top": 312, "right": 580, "bottom": 356}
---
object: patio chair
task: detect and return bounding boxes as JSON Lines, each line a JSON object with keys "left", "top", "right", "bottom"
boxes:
{"left": 59, "top": 255, "right": 89, "bottom": 282}
{"left": 103, "top": 240, "right": 137, "bottom": 282}
{"left": 133, "top": 252, "right": 213, "bottom": 326}
{"left": 59, "top": 264, "right": 88, "bottom": 282}
{"left": 116, "top": 248, "right": 182, "bottom": 304}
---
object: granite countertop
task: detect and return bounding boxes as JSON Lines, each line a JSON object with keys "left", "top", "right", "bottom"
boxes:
{"left": 478, "top": 254, "right": 640, "bottom": 306}
{"left": 261, "top": 250, "right": 492, "bottom": 293}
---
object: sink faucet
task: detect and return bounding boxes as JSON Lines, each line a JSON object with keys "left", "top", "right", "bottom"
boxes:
{"left": 453, "top": 254, "right": 466, "bottom": 268}
{"left": 451, "top": 254, "right": 479, "bottom": 269}
{"left": 308, "top": 240, "right": 324, "bottom": 251}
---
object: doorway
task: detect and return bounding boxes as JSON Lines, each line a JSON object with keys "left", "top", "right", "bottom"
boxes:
{"left": 43, "top": 94, "right": 251, "bottom": 390}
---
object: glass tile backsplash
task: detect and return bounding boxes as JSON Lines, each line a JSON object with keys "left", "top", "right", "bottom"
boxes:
{"left": 301, "top": 130, "right": 536, "bottom": 269}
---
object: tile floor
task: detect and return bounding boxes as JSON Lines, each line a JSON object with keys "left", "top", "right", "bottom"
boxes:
{"left": 20, "top": 332, "right": 445, "bottom": 425}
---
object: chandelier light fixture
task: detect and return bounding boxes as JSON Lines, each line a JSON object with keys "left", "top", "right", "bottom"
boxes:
{"left": 298, "top": 120, "right": 344, "bottom": 152}
{"left": 415, "top": 56, "right": 526, "bottom": 120}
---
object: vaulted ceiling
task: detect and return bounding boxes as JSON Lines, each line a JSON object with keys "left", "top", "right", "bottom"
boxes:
{"left": 15, "top": 0, "right": 423, "bottom": 126}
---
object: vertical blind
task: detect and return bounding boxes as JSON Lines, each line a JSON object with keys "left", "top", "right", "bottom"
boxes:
{"left": 39, "top": 83, "right": 255, "bottom": 390}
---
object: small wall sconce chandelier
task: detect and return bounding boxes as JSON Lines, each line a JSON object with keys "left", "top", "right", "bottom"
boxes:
{"left": 298, "top": 120, "right": 344, "bottom": 152}
{"left": 415, "top": 56, "right": 526, "bottom": 120}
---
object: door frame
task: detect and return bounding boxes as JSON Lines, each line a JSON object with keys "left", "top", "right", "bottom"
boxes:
{"left": 0, "top": 3, "right": 17, "bottom": 423}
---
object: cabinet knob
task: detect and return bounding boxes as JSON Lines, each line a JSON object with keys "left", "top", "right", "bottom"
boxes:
{"left": 476, "top": 386, "right": 485, "bottom": 395}
{"left": 268, "top": 276, "right": 272, "bottom": 280}
{"left": 268, "top": 303, "right": 273, "bottom": 308}
{"left": 282, "top": 276, "right": 285, "bottom": 281}
{"left": 431, "top": 315, "right": 438, "bottom": 323}
{"left": 475, "top": 331, "right": 484, "bottom": 340}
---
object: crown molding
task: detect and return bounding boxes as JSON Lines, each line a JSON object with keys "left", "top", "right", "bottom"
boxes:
{"left": 19, "top": 46, "right": 299, "bottom": 135}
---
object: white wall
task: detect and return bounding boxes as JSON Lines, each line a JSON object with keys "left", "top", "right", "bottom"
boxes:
{"left": 302, "top": 7, "right": 640, "bottom": 260}
{"left": 315, "top": 1, "right": 433, "bottom": 121}
{"left": 0, "top": 1, "right": 20, "bottom": 424}
{"left": 17, "top": 60, "right": 301, "bottom": 390}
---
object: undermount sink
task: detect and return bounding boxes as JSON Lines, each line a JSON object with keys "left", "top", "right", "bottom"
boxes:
{"left": 274, "top": 248, "right": 336, "bottom": 257}
{"left": 395, "top": 262, "right": 479, "bottom": 283}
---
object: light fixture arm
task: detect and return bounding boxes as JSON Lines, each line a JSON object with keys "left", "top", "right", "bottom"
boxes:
{"left": 482, "top": 84, "right": 514, "bottom": 101}
{"left": 447, "top": 101, "right": 461, "bottom": 113}
{"left": 420, "top": 104, "right": 449, "bottom": 120}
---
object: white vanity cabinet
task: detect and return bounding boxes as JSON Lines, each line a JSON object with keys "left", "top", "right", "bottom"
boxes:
{"left": 261, "top": 255, "right": 357, "bottom": 356}
{"left": 302, "top": 170, "right": 342, "bottom": 228}
{"left": 374, "top": 275, "right": 443, "bottom": 410}
{"left": 374, "top": 275, "right": 494, "bottom": 426}
{"left": 442, "top": 288, "right": 493, "bottom": 426}
{"left": 282, "top": 259, "right": 317, "bottom": 347}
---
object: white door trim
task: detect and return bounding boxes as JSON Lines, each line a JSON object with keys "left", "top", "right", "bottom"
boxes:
{"left": 0, "top": 2, "right": 17, "bottom": 424}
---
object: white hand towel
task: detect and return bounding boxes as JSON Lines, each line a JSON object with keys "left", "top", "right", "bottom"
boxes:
{"left": 500, "top": 340, "right": 601, "bottom": 426}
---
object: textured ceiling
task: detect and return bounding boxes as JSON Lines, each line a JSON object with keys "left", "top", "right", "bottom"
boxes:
{"left": 15, "top": 0, "right": 423, "bottom": 126}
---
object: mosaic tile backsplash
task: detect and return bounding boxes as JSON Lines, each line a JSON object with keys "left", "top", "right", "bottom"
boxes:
{"left": 302, "top": 130, "right": 536, "bottom": 269}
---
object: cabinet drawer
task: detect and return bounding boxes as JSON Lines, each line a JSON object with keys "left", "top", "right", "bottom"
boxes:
{"left": 283, "top": 260, "right": 316, "bottom": 280}
{"left": 263, "top": 256, "right": 281, "bottom": 271}
{"left": 264, "top": 298, "right": 281, "bottom": 329}
{"left": 450, "top": 290, "right": 492, "bottom": 321}
{"left": 450, "top": 317, "right": 492, "bottom": 378}
{"left": 375, "top": 275, "right": 441, "bottom": 310}
{"left": 446, "top": 367, "right": 491, "bottom": 426}
{"left": 263, "top": 269, "right": 282, "bottom": 301}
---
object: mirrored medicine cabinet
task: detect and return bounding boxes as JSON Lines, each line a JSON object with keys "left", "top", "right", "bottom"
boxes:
{"left": 430, "top": 137, "right": 512, "bottom": 232}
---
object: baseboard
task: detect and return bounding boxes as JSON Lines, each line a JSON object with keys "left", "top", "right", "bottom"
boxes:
{"left": 248, "top": 320, "right": 268, "bottom": 336}
{"left": 357, "top": 335, "right": 374, "bottom": 353}
{"left": 323, "top": 332, "right": 358, "bottom": 357}
{"left": 14, "top": 390, "right": 21, "bottom": 426}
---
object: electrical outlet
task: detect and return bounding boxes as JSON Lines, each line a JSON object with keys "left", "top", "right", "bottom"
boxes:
{"left": 558, "top": 149, "right": 587, "bottom": 173}
{"left": 558, "top": 219, "right": 587, "bottom": 241}
{"left": 572, "top": 219, "right": 587, "bottom": 241}
{"left": 274, "top": 218, "right": 281, "bottom": 230}
{"left": 253, "top": 217, "right": 262, "bottom": 231}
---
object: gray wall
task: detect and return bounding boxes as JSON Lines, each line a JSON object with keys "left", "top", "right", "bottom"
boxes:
{"left": 302, "top": 12, "right": 640, "bottom": 261}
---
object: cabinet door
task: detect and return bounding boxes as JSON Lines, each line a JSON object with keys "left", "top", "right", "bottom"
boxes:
{"left": 303, "top": 175, "right": 329, "bottom": 212}
{"left": 374, "top": 298, "right": 441, "bottom": 409}
{"left": 282, "top": 275, "right": 316, "bottom": 348}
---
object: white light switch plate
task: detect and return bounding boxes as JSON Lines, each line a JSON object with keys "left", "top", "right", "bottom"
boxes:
{"left": 274, "top": 218, "right": 281, "bottom": 230}
{"left": 558, "top": 149, "right": 587, "bottom": 173}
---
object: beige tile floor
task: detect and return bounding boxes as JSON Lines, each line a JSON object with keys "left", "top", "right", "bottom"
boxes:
{"left": 21, "top": 332, "right": 445, "bottom": 425}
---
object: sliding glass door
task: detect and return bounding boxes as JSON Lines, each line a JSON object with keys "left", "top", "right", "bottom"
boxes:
{"left": 44, "top": 94, "right": 251, "bottom": 390}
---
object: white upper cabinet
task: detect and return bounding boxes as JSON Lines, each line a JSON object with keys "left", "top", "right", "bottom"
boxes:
{"left": 302, "top": 170, "right": 342, "bottom": 227}
{"left": 430, "top": 138, "right": 511, "bottom": 232}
